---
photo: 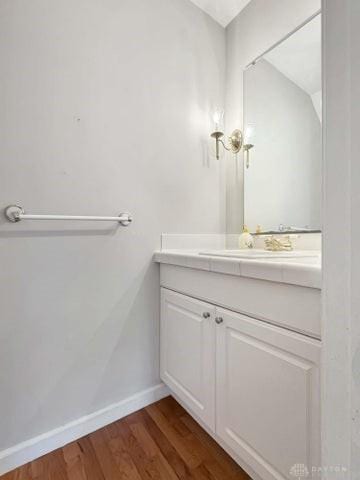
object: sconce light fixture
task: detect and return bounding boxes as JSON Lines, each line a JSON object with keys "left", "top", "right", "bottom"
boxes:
{"left": 243, "top": 125, "right": 255, "bottom": 168}
{"left": 210, "top": 110, "right": 243, "bottom": 160}
{"left": 243, "top": 143, "right": 254, "bottom": 169}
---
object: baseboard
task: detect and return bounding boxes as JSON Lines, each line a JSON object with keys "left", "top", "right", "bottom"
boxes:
{"left": 0, "top": 383, "right": 169, "bottom": 476}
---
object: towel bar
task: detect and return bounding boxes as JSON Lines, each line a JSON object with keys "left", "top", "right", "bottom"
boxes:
{"left": 4, "top": 205, "right": 133, "bottom": 226}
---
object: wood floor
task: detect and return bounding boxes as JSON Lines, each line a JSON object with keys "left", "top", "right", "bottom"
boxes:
{"left": 1, "top": 396, "right": 250, "bottom": 480}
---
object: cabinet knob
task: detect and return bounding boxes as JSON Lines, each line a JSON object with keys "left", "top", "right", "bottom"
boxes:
{"left": 202, "top": 312, "right": 211, "bottom": 319}
{"left": 215, "top": 317, "right": 224, "bottom": 324}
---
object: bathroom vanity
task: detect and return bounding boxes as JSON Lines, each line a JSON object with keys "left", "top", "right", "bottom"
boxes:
{"left": 155, "top": 10, "right": 323, "bottom": 479}
{"left": 155, "top": 246, "right": 321, "bottom": 480}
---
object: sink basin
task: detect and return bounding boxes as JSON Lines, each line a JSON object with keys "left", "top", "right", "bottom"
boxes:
{"left": 199, "top": 249, "right": 320, "bottom": 260}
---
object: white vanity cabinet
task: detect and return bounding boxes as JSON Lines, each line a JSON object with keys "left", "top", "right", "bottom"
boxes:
{"left": 160, "top": 287, "right": 321, "bottom": 480}
{"left": 160, "top": 289, "right": 216, "bottom": 430}
{"left": 216, "top": 307, "right": 320, "bottom": 480}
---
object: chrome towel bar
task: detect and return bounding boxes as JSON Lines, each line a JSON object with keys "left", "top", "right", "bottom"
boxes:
{"left": 4, "top": 205, "right": 133, "bottom": 226}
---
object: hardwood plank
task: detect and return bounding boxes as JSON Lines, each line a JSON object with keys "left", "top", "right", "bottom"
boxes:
{"left": 167, "top": 424, "right": 228, "bottom": 480}
{"left": 128, "top": 411, "right": 221, "bottom": 480}
{"left": 29, "top": 456, "right": 48, "bottom": 480}
{"left": 126, "top": 421, "right": 158, "bottom": 459}
{"left": 154, "top": 399, "right": 190, "bottom": 438}
{"left": 0, "top": 473, "right": 12, "bottom": 480}
{"left": 114, "top": 416, "right": 166, "bottom": 480}
{"left": 147, "top": 404, "right": 249, "bottom": 480}
{"left": 146, "top": 403, "right": 235, "bottom": 480}
{"left": 159, "top": 397, "right": 187, "bottom": 419}
{"left": 62, "top": 442, "right": 88, "bottom": 480}
{"left": 1, "top": 397, "right": 251, "bottom": 480}
{"left": 106, "top": 433, "right": 142, "bottom": 480}
{"left": 158, "top": 399, "right": 248, "bottom": 480}
{"left": 128, "top": 410, "right": 194, "bottom": 480}
{"left": 180, "top": 415, "right": 248, "bottom": 480}
{"left": 92, "top": 426, "right": 144, "bottom": 480}
{"left": 190, "top": 465, "right": 216, "bottom": 480}
{"left": 90, "top": 429, "right": 129, "bottom": 480}
{"left": 145, "top": 404, "right": 202, "bottom": 470}
{"left": 104, "top": 420, "right": 148, "bottom": 479}
{"left": 64, "top": 438, "right": 105, "bottom": 480}
{"left": 126, "top": 420, "right": 178, "bottom": 480}
{"left": 29, "top": 449, "right": 68, "bottom": 480}
{"left": 5, "top": 464, "right": 29, "bottom": 480}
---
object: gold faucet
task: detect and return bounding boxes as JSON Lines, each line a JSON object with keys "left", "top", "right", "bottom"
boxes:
{"left": 264, "top": 235, "right": 293, "bottom": 252}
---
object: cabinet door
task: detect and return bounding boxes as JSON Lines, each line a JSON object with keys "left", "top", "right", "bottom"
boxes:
{"left": 160, "top": 288, "right": 216, "bottom": 430}
{"left": 216, "top": 308, "right": 321, "bottom": 480}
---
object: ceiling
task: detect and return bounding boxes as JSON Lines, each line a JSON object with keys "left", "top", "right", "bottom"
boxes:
{"left": 188, "top": 0, "right": 252, "bottom": 27}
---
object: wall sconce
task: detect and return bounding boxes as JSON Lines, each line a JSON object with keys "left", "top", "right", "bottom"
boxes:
{"left": 243, "top": 143, "right": 254, "bottom": 169}
{"left": 243, "top": 125, "right": 255, "bottom": 168}
{"left": 210, "top": 111, "right": 243, "bottom": 160}
{"left": 211, "top": 130, "right": 243, "bottom": 160}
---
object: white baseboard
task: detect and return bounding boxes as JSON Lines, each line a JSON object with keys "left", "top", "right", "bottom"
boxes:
{"left": 0, "top": 383, "right": 169, "bottom": 476}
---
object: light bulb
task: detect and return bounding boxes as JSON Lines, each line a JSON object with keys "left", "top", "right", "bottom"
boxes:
{"left": 212, "top": 109, "right": 224, "bottom": 131}
{"left": 244, "top": 125, "right": 255, "bottom": 144}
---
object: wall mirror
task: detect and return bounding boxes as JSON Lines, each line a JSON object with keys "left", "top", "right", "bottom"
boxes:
{"left": 243, "top": 13, "right": 322, "bottom": 234}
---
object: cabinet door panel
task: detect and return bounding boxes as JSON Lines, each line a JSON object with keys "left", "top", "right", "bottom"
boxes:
{"left": 160, "top": 288, "right": 216, "bottom": 430}
{"left": 216, "top": 308, "right": 320, "bottom": 480}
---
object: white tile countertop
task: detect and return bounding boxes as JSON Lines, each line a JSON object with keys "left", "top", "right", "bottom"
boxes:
{"left": 154, "top": 249, "right": 321, "bottom": 289}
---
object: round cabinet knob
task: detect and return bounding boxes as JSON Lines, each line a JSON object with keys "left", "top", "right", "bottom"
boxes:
{"left": 215, "top": 317, "right": 224, "bottom": 325}
{"left": 202, "top": 312, "right": 211, "bottom": 319}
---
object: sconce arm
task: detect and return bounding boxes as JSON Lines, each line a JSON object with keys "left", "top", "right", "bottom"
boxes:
{"left": 210, "top": 129, "right": 243, "bottom": 160}
{"left": 219, "top": 138, "right": 232, "bottom": 152}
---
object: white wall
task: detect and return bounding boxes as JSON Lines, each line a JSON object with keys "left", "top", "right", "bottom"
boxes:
{"left": 322, "top": 0, "right": 360, "bottom": 475}
{"left": 0, "top": 0, "right": 225, "bottom": 454}
{"left": 224, "top": 0, "right": 321, "bottom": 233}
{"left": 244, "top": 59, "right": 321, "bottom": 232}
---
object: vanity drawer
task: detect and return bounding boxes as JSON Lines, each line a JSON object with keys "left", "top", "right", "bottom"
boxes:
{"left": 160, "top": 264, "right": 321, "bottom": 338}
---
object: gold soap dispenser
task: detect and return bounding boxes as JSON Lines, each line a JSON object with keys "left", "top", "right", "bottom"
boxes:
{"left": 238, "top": 225, "right": 254, "bottom": 249}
